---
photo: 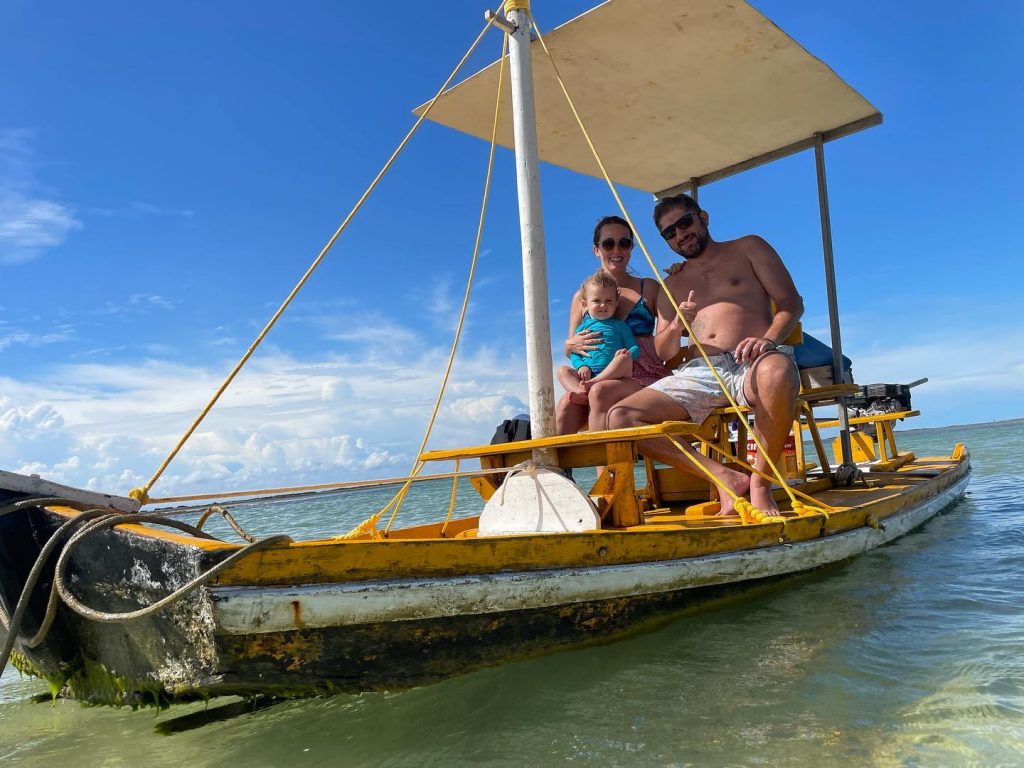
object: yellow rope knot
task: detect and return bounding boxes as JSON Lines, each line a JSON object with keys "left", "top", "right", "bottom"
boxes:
{"left": 504, "top": 0, "right": 530, "bottom": 13}
{"left": 752, "top": 509, "right": 776, "bottom": 525}
{"left": 792, "top": 500, "right": 832, "bottom": 520}
{"left": 734, "top": 498, "right": 778, "bottom": 525}
{"left": 734, "top": 499, "right": 754, "bottom": 524}
{"left": 336, "top": 512, "right": 383, "bottom": 541}
{"left": 128, "top": 487, "right": 149, "bottom": 505}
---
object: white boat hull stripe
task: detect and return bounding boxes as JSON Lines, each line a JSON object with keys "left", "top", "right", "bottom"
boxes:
{"left": 210, "top": 477, "right": 968, "bottom": 634}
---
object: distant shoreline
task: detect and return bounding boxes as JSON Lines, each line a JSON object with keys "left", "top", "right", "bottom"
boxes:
{"left": 899, "top": 416, "right": 1024, "bottom": 435}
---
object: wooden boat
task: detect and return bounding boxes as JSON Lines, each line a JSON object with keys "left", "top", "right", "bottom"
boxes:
{"left": 0, "top": 0, "right": 970, "bottom": 706}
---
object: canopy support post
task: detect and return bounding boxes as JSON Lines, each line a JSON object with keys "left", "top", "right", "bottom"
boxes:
{"left": 689, "top": 177, "right": 699, "bottom": 204}
{"left": 507, "top": 2, "right": 556, "bottom": 458}
{"left": 813, "top": 133, "right": 857, "bottom": 482}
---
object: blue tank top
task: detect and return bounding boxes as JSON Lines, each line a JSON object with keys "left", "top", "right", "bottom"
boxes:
{"left": 624, "top": 280, "right": 656, "bottom": 336}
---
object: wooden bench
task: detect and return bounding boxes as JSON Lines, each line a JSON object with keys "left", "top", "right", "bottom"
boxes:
{"left": 419, "top": 421, "right": 702, "bottom": 528}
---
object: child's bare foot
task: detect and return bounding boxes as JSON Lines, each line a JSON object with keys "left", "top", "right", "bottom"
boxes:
{"left": 568, "top": 391, "right": 589, "bottom": 405}
{"left": 557, "top": 365, "right": 586, "bottom": 395}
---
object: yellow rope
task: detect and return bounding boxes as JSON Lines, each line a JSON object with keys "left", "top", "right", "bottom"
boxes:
{"left": 335, "top": 512, "right": 383, "bottom": 541}
{"left": 503, "top": 0, "right": 529, "bottom": 13}
{"left": 696, "top": 437, "right": 838, "bottom": 516}
{"left": 530, "top": 17, "right": 795, "bottom": 503}
{"left": 665, "top": 435, "right": 772, "bottom": 524}
{"left": 440, "top": 458, "right": 461, "bottom": 538}
{"left": 382, "top": 32, "right": 510, "bottom": 534}
{"left": 127, "top": 18, "right": 499, "bottom": 507}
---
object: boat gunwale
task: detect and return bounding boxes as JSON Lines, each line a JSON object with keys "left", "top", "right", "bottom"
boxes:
{"left": 36, "top": 453, "right": 970, "bottom": 587}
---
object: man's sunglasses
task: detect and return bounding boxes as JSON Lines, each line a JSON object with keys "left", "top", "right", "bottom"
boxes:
{"left": 599, "top": 237, "right": 633, "bottom": 251}
{"left": 659, "top": 211, "right": 700, "bottom": 240}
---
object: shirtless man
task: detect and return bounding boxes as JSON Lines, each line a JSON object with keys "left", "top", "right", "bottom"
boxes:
{"left": 606, "top": 194, "right": 803, "bottom": 515}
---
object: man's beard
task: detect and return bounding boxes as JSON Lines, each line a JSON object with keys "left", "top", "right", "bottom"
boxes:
{"left": 680, "top": 230, "right": 710, "bottom": 259}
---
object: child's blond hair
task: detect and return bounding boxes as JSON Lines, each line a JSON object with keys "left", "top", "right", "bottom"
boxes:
{"left": 579, "top": 269, "right": 619, "bottom": 299}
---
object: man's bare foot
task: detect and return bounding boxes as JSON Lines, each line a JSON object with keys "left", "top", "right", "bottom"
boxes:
{"left": 750, "top": 478, "right": 782, "bottom": 516}
{"left": 715, "top": 469, "right": 751, "bottom": 516}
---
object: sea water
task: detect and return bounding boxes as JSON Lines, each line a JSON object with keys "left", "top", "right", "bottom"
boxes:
{"left": 2, "top": 420, "right": 1022, "bottom": 766}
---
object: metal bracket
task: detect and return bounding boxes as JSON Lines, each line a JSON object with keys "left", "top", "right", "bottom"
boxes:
{"left": 484, "top": 10, "right": 518, "bottom": 34}
{"left": 834, "top": 462, "right": 865, "bottom": 487}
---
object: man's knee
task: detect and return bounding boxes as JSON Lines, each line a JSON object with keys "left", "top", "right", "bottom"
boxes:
{"left": 747, "top": 355, "right": 799, "bottom": 404}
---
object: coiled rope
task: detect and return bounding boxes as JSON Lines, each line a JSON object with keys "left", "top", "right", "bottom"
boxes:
{"left": 0, "top": 497, "right": 288, "bottom": 683}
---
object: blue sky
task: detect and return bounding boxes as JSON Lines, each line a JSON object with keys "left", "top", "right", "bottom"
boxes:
{"left": 1, "top": 1, "right": 1021, "bottom": 498}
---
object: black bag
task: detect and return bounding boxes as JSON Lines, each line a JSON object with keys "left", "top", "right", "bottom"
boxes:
{"left": 484, "top": 415, "right": 531, "bottom": 489}
{"left": 490, "top": 414, "right": 531, "bottom": 445}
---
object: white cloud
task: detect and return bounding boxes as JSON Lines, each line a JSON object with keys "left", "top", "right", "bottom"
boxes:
{"left": 0, "top": 343, "right": 529, "bottom": 500}
{"left": 94, "top": 294, "right": 178, "bottom": 316}
{"left": 85, "top": 201, "right": 195, "bottom": 219}
{"left": 0, "top": 324, "right": 76, "bottom": 351}
{"left": 0, "top": 130, "right": 81, "bottom": 265}
{"left": 818, "top": 321, "right": 1024, "bottom": 428}
{"left": 129, "top": 294, "right": 177, "bottom": 310}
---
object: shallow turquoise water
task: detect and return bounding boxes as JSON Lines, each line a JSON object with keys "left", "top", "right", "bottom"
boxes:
{"left": 2, "top": 420, "right": 1022, "bottom": 766}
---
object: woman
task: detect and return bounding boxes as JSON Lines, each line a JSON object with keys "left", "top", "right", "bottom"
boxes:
{"left": 555, "top": 216, "right": 671, "bottom": 435}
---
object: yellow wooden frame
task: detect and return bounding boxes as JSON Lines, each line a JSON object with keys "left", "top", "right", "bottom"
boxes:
{"left": 814, "top": 409, "right": 920, "bottom": 471}
{"left": 419, "top": 421, "right": 701, "bottom": 528}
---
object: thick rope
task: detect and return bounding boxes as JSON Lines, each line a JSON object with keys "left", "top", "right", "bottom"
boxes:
{"left": 382, "top": 32, "right": 509, "bottom": 534}
{"left": 530, "top": 18, "right": 795, "bottom": 504}
{"left": 336, "top": 512, "right": 383, "bottom": 541}
{"left": 0, "top": 498, "right": 107, "bottom": 636}
{"left": 129, "top": 17, "right": 499, "bottom": 507}
{"left": 196, "top": 504, "right": 258, "bottom": 543}
{"left": 54, "top": 515, "right": 290, "bottom": 623}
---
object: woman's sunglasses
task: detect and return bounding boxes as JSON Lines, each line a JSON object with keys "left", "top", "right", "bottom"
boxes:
{"left": 659, "top": 211, "right": 700, "bottom": 240}
{"left": 599, "top": 237, "right": 633, "bottom": 251}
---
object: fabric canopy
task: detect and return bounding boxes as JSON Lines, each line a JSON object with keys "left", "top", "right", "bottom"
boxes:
{"left": 416, "top": 0, "right": 880, "bottom": 195}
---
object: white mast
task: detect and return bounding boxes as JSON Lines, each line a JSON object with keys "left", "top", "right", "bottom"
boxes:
{"left": 504, "top": 1, "right": 556, "bottom": 451}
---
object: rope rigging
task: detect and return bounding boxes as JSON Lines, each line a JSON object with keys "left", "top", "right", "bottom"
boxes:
{"left": 128, "top": 14, "right": 502, "bottom": 507}
{"left": 121, "top": 3, "right": 824, "bottom": 525}
{"left": 380, "top": 30, "right": 509, "bottom": 535}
